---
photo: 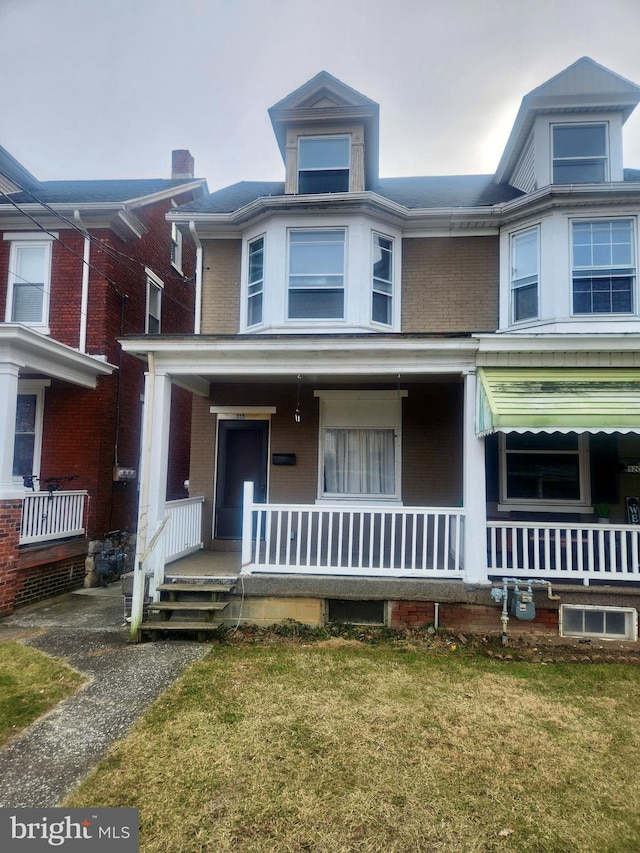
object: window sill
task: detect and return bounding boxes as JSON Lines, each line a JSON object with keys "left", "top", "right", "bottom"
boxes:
{"left": 497, "top": 502, "right": 592, "bottom": 514}
{"left": 316, "top": 497, "right": 402, "bottom": 506}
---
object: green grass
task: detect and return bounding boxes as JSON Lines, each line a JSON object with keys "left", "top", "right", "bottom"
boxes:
{"left": 0, "top": 642, "right": 85, "bottom": 747}
{"left": 65, "top": 641, "right": 640, "bottom": 853}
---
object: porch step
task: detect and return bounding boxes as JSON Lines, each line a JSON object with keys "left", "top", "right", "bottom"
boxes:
{"left": 148, "top": 601, "right": 229, "bottom": 614}
{"left": 138, "top": 620, "right": 225, "bottom": 642}
{"left": 156, "top": 582, "right": 235, "bottom": 598}
{"left": 137, "top": 577, "right": 237, "bottom": 642}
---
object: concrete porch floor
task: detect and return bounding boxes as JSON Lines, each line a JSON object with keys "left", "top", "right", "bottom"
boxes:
{"left": 165, "top": 550, "right": 242, "bottom": 578}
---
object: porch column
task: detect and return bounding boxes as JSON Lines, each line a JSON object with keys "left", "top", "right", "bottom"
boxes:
{"left": 462, "top": 370, "right": 489, "bottom": 585}
{"left": 0, "top": 363, "right": 23, "bottom": 500}
{"left": 131, "top": 363, "right": 172, "bottom": 637}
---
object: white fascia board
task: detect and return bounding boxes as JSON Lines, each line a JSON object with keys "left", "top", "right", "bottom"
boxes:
{"left": 120, "top": 335, "right": 478, "bottom": 377}
{"left": 0, "top": 324, "right": 115, "bottom": 387}
{"left": 497, "top": 182, "right": 640, "bottom": 226}
{"left": 126, "top": 180, "right": 208, "bottom": 209}
{"left": 475, "top": 331, "right": 640, "bottom": 354}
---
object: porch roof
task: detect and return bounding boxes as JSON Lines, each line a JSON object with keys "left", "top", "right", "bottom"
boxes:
{"left": 476, "top": 367, "right": 640, "bottom": 435}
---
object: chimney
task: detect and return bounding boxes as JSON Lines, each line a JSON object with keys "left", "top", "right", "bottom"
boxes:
{"left": 171, "top": 149, "right": 195, "bottom": 179}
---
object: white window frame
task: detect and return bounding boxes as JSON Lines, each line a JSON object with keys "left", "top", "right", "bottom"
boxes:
{"left": 510, "top": 226, "right": 539, "bottom": 323}
{"left": 498, "top": 432, "right": 591, "bottom": 511}
{"left": 170, "top": 222, "right": 183, "bottom": 274}
{"left": 246, "top": 234, "right": 265, "bottom": 328}
{"left": 552, "top": 122, "right": 609, "bottom": 184}
{"left": 4, "top": 234, "right": 55, "bottom": 331}
{"left": 571, "top": 218, "right": 635, "bottom": 316}
{"left": 145, "top": 268, "right": 164, "bottom": 334}
{"left": 297, "top": 135, "right": 351, "bottom": 194}
{"left": 287, "top": 228, "right": 346, "bottom": 321}
{"left": 371, "top": 231, "right": 394, "bottom": 327}
{"left": 315, "top": 390, "right": 407, "bottom": 503}
{"left": 13, "top": 379, "right": 49, "bottom": 487}
{"left": 560, "top": 604, "right": 638, "bottom": 641}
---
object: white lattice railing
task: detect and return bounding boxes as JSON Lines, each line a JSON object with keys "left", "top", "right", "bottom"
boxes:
{"left": 487, "top": 520, "right": 640, "bottom": 585}
{"left": 241, "top": 481, "right": 465, "bottom": 577}
{"left": 20, "top": 490, "right": 88, "bottom": 545}
{"left": 163, "top": 496, "right": 204, "bottom": 563}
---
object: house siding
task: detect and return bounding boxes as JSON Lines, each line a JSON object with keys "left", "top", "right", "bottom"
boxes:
{"left": 401, "top": 236, "right": 499, "bottom": 333}
{"left": 200, "top": 239, "right": 242, "bottom": 334}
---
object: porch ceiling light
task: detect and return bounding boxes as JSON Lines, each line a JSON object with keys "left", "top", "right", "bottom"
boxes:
{"left": 295, "top": 374, "right": 302, "bottom": 424}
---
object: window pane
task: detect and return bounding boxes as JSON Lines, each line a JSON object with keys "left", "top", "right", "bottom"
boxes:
{"left": 12, "top": 283, "right": 44, "bottom": 323}
{"left": 513, "top": 283, "right": 538, "bottom": 321}
{"left": 563, "top": 608, "right": 583, "bottom": 633}
{"left": 554, "top": 161, "right": 606, "bottom": 183}
{"left": 15, "top": 245, "right": 46, "bottom": 282}
{"left": 289, "top": 289, "right": 344, "bottom": 318}
{"left": 290, "top": 242, "right": 344, "bottom": 275}
{"left": 554, "top": 125, "right": 606, "bottom": 158}
{"left": 298, "top": 170, "right": 349, "bottom": 194}
{"left": 512, "top": 229, "right": 537, "bottom": 280}
{"left": 506, "top": 453, "right": 581, "bottom": 500}
{"left": 247, "top": 293, "right": 263, "bottom": 327}
{"left": 15, "top": 395, "right": 37, "bottom": 433}
{"left": 372, "top": 291, "right": 392, "bottom": 325}
{"left": 248, "top": 239, "right": 264, "bottom": 283}
{"left": 299, "top": 137, "right": 350, "bottom": 170}
{"left": 584, "top": 610, "right": 605, "bottom": 634}
{"left": 13, "top": 434, "right": 35, "bottom": 477}
{"left": 324, "top": 428, "right": 395, "bottom": 495}
{"left": 605, "top": 611, "right": 627, "bottom": 635}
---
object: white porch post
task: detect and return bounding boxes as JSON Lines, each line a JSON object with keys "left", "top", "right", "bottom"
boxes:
{"left": 241, "top": 480, "right": 254, "bottom": 569}
{"left": 0, "top": 363, "right": 23, "bottom": 500}
{"left": 462, "top": 370, "right": 489, "bottom": 585}
{"left": 130, "top": 360, "right": 172, "bottom": 639}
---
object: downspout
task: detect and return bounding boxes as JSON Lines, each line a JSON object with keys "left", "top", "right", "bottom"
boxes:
{"left": 129, "top": 351, "right": 156, "bottom": 642}
{"left": 74, "top": 210, "right": 90, "bottom": 353}
{"left": 189, "top": 220, "right": 203, "bottom": 335}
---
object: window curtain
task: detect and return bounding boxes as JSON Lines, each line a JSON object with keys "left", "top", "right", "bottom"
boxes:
{"left": 324, "top": 428, "right": 395, "bottom": 495}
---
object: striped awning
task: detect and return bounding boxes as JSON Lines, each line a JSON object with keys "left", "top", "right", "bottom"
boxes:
{"left": 476, "top": 367, "right": 640, "bottom": 435}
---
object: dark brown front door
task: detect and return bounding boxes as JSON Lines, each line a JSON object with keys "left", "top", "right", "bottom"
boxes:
{"left": 215, "top": 420, "right": 269, "bottom": 539}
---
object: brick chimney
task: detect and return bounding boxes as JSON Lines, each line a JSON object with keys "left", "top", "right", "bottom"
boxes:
{"left": 171, "top": 149, "right": 195, "bottom": 179}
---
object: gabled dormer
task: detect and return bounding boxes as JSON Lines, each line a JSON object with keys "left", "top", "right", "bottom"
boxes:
{"left": 495, "top": 57, "right": 640, "bottom": 191}
{"left": 268, "top": 71, "right": 380, "bottom": 195}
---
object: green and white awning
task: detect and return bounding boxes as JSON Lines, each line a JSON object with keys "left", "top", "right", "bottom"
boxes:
{"left": 476, "top": 367, "right": 640, "bottom": 436}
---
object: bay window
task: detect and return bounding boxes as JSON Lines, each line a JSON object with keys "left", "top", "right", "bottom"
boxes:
{"left": 288, "top": 229, "right": 345, "bottom": 319}
{"left": 510, "top": 227, "right": 539, "bottom": 322}
{"left": 247, "top": 236, "right": 264, "bottom": 326}
{"left": 572, "top": 219, "right": 634, "bottom": 314}
{"left": 372, "top": 233, "right": 393, "bottom": 325}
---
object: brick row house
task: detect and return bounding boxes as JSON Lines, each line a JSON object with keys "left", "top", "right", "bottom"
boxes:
{"left": 0, "top": 147, "right": 207, "bottom": 613}
{"left": 123, "top": 58, "right": 640, "bottom": 642}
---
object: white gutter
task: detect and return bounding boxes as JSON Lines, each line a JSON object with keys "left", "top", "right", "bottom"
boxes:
{"left": 189, "top": 220, "right": 203, "bottom": 335}
{"left": 74, "top": 210, "right": 90, "bottom": 353}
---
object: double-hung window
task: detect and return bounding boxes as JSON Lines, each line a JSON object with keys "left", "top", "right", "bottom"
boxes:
{"left": 13, "top": 381, "right": 48, "bottom": 483}
{"left": 372, "top": 233, "right": 393, "bottom": 325}
{"left": 170, "top": 222, "right": 183, "bottom": 273}
{"left": 298, "top": 136, "right": 350, "bottom": 194}
{"left": 316, "top": 391, "right": 405, "bottom": 501}
{"left": 6, "top": 239, "right": 52, "bottom": 327}
{"left": 247, "top": 236, "right": 264, "bottom": 327}
{"left": 501, "top": 433, "right": 588, "bottom": 506}
{"left": 552, "top": 124, "right": 608, "bottom": 184}
{"left": 572, "top": 219, "right": 634, "bottom": 314}
{"left": 510, "top": 227, "right": 539, "bottom": 322}
{"left": 288, "top": 229, "right": 345, "bottom": 319}
{"left": 145, "top": 268, "right": 163, "bottom": 333}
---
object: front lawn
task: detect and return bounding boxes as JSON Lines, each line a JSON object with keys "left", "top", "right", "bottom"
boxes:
{"left": 0, "top": 641, "right": 85, "bottom": 747}
{"left": 65, "top": 640, "right": 640, "bottom": 853}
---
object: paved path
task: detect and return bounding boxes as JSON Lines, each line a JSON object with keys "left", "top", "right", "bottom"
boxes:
{"left": 0, "top": 587, "right": 211, "bottom": 807}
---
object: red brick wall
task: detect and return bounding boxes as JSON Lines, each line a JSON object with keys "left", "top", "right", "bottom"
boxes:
{"left": 0, "top": 501, "right": 22, "bottom": 615}
{"left": 12, "top": 555, "right": 86, "bottom": 610}
{"left": 390, "top": 600, "right": 560, "bottom": 634}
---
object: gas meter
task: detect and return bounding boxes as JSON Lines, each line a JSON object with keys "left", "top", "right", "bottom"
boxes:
{"left": 511, "top": 584, "right": 536, "bottom": 621}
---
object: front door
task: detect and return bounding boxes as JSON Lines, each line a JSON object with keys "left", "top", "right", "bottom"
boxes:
{"left": 215, "top": 419, "right": 269, "bottom": 539}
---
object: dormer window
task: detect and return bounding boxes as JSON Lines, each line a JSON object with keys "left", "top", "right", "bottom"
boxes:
{"left": 298, "top": 136, "right": 350, "bottom": 194}
{"left": 552, "top": 124, "right": 608, "bottom": 184}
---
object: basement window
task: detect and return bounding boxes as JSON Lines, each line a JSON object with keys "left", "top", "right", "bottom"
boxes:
{"left": 327, "top": 599, "right": 385, "bottom": 625}
{"left": 560, "top": 604, "right": 637, "bottom": 641}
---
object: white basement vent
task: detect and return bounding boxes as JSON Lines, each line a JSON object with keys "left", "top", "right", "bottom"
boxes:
{"left": 560, "top": 604, "right": 638, "bottom": 642}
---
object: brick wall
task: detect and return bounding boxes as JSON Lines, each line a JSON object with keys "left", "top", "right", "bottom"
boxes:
{"left": 13, "top": 555, "right": 86, "bottom": 610}
{"left": 0, "top": 501, "right": 22, "bottom": 615}
{"left": 402, "top": 236, "right": 499, "bottom": 333}
{"left": 200, "top": 239, "right": 242, "bottom": 334}
{"left": 390, "top": 600, "right": 559, "bottom": 634}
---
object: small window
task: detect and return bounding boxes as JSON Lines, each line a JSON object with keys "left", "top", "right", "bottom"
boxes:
{"left": 145, "top": 269, "right": 163, "bottom": 333}
{"left": 553, "top": 124, "right": 608, "bottom": 184}
{"left": 12, "top": 382, "right": 47, "bottom": 483}
{"left": 510, "top": 227, "right": 538, "bottom": 322}
{"left": 6, "top": 241, "right": 52, "bottom": 326}
{"left": 327, "top": 599, "right": 385, "bottom": 625}
{"left": 501, "top": 433, "right": 589, "bottom": 506}
{"left": 247, "top": 236, "right": 264, "bottom": 327}
{"left": 572, "top": 219, "right": 634, "bottom": 314}
{"left": 372, "top": 233, "right": 393, "bottom": 325}
{"left": 288, "top": 229, "right": 345, "bottom": 319}
{"left": 560, "top": 605, "right": 637, "bottom": 641}
{"left": 298, "top": 136, "right": 350, "bottom": 194}
{"left": 170, "top": 222, "right": 183, "bottom": 273}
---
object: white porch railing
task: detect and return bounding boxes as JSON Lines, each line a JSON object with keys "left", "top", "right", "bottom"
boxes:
{"left": 241, "top": 482, "right": 465, "bottom": 577}
{"left": 163, "top": 496, "right": 204, "bottom": 564}
{"left": 20, "top": 490, "right": 88, "bottom": 545}
{"left": 487, "top": 520, "right": 640, "bottom": 585}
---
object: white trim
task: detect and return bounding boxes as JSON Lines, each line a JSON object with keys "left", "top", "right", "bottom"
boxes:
{"left": 3, "top": 232, "right": 58, "bottom": 241}
{"left": 5, "top": 239, "right": 53, "bottom": 331}
{"left": 13, "top": 379, "right": 50, "bottom": 487}
{"left": 210, "top": 406, "right": 277, "bottom": 415}
{"left": 145, "top": 272, "right": 163, "bottom": 334}
{"left": 144, "top": 267, "right": 164, "bottom": 288}
{"left": 560, "top": 604, "right": 637, "bottom": 641}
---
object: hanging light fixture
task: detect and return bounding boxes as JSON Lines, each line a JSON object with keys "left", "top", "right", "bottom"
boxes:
{"left": 294, "top": 374, "right": 302, "bottom": 423}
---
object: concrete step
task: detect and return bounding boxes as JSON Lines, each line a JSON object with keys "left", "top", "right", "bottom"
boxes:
{"left": 148, "top": 601, "right": 228, "bottom": 612}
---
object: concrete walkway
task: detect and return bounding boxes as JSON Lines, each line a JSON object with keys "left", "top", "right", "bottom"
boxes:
{"left": 0, "top": 586, "right": 211, "bottom": 807}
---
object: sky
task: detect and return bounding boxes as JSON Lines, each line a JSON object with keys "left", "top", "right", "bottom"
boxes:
{"left": 3, "top": 0, "right": 640, "bottom": 193}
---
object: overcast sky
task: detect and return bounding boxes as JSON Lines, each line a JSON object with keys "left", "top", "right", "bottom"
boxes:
{"left": 3, "top": 0, "right": 640, "bottom": 192}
